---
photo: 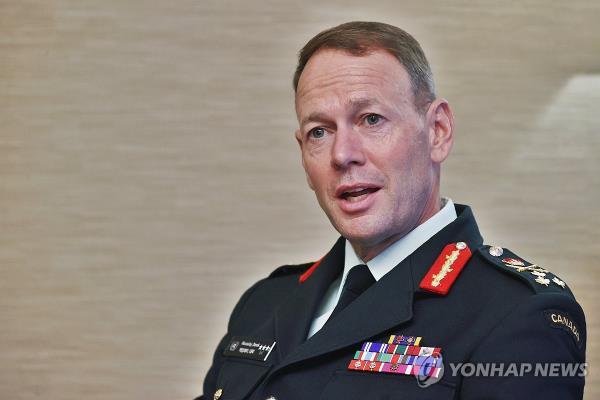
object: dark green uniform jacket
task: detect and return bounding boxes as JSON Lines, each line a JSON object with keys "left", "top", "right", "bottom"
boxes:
{"left": 197, "top": 204, "right": 586, "bottom": 400}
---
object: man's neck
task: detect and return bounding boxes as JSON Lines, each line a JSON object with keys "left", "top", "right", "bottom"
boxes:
{"left": 351, "top": 195, "right": 442, "bottom": 262}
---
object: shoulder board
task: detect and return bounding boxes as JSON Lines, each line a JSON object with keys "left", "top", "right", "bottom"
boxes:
{"left": 268, "top": 262, "right": 314, "bottom": 279}
{"left": 477, "top": 245, "right": 574, "bottom": 296}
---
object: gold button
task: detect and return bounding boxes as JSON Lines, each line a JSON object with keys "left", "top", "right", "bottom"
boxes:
{"left": 214, "top": 388, "right": 223, "bottom": 400}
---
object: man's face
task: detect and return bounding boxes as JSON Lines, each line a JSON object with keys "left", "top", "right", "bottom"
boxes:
{"left": 295, "top": 49, "right": 442, "bottom": 253}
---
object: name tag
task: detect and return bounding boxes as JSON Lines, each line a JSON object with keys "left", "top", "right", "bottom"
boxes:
{"left": 223, "top": 336, "right": 277, "bottom": 362}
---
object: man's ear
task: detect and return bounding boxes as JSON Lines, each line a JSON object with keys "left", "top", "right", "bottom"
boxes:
{"left": 426, "top": 98, "right": 455, "bottom": 163}
{"left": 295, "top": 129, "right": 315, "bottom": 191}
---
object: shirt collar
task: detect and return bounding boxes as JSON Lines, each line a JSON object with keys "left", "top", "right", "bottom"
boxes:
{"left": 343, "top": 198, "right": 458, "bottom": 282}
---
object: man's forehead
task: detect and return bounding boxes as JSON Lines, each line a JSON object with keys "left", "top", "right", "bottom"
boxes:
{"left": 295, "top": 49, "right": 414, "bottom": 119}
{"left": 299, "top": 49, "right": 405, "bottom": 84}
{"left": 295, "top": 49, "right": 412, "bottom": 101}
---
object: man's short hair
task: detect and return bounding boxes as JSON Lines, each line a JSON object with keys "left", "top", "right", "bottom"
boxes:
{"left": 293, "top": 21, "right": 436, "bottom": 112}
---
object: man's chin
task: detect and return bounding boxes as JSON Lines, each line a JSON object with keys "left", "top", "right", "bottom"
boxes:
{"left": 334, "top": 221, "right": 384, "bottom": 246}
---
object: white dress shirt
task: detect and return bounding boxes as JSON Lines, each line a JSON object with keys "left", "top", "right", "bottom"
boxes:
{"left": 306, "top": 198, "right": 458, "bottom": 338}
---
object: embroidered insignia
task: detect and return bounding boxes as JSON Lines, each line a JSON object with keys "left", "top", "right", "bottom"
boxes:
{"left": 528, "top": 264, "right": 549, "bottom": 273}
{"left": 544, "top": 310, "right": 582, "bottom": 348}
{"left": 552, "top": 277, "right": 566, "bottom": 289}
{"left": 534, "top": 276, "right": 550, "bottom": 286}
{"left": 508, "top": 265, "right": 529, "bottom": 272}
{"left": 502, "top": 258, "right": 525, "bottom": 267}
{"left": 502, "top": 258, "right": 569, "bottom": 291}
{"left": 419, "top": 242, "right": 472, "bottom": 295}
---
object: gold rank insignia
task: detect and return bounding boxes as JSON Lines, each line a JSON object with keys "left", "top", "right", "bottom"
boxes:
{"left": 214, "top": 388, "right": 223, "bottom": 400}
{"left": 552, "top": 277, "right": 566, "bottom": 288}
{"left": 535, "top": 276, "right": 551, "bottom": 286}
{"left": 528, "top": 264, "right": 549, "bottom": 273}
{"left": 510, "top": 265, "right": 529, "bottom": 272}
{"left": 496, "top": 252, "right": 568, "bottom": 290}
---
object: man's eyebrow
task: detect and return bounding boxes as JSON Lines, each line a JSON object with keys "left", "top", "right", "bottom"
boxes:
{"left": 347, "top": 97, "right": 378, "bottom": 110}
{"left": 300, "top": 98, "right": 379, "bottom": 128}
{"left": 300, "top": 112, "right": 329, "bottom": 128}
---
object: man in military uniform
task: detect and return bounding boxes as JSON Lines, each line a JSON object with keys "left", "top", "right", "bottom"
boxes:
{"left": 196, "top": 22, "right": 586, "bottom": 400}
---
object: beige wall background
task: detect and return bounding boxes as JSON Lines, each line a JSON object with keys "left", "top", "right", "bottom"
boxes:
{"left": 1, "top": 1, "right": 598, "bottom": 399}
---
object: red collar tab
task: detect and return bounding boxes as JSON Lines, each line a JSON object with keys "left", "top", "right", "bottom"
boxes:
{"left": 419, "top": 242, "right": 472, "bottom": 295}
{"left": 299, "top": 258, "right": 323, "bottom": 283}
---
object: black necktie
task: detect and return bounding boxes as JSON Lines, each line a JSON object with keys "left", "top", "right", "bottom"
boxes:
{"left": 329, "top": 264, "right": 375, "bottom": 320}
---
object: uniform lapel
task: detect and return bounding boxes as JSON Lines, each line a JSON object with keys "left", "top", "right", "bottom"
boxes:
{"left": 272, "top": 237, "right": 345, "bottom": 360}
{"left": 275, "top": 254, "right": 414, "bottom": 372}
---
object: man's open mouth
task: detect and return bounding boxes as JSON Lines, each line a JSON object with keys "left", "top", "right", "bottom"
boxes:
{"left": 340, "top": 187, "right": 380, "bottom": 202}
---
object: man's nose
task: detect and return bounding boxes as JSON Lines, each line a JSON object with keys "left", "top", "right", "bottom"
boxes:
{"left": 331, "top": 125, "right": 366, "bottom": 169}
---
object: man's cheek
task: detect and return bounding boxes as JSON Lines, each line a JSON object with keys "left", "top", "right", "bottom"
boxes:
{"left": 303, "top": 165, "right": 319, "bottom": 191}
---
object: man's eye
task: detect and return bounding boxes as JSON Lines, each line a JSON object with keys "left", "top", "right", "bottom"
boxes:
{"left": 309, "top": 127, "right": 326, "bottom": 139}
{"left": 365, "top": 114, "right": 382, "bottom": 125}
